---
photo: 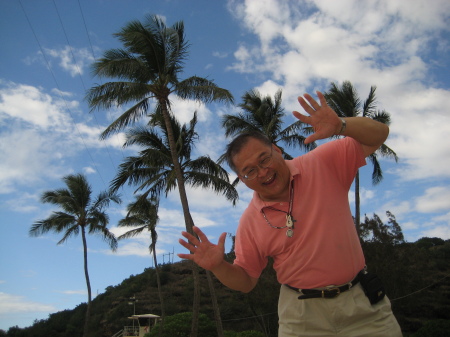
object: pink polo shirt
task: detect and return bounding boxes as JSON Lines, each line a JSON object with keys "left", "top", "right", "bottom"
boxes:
{"left": 234, "top": 137, "right": 366, "bottom": 289}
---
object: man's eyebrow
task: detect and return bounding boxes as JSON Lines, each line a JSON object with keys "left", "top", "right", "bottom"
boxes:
{"left": 240, "top": 150, "right": 270, "bottom": 173}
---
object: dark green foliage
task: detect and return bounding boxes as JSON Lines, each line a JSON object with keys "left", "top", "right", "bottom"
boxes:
{"left": 411, "top": 319, "right": 450, "bottom": 337}
{"left": 236, "top": 331, "right": 265, "bottom": 337}
{"left": 415, "top": 237, "right": 445, "bottom": 249}
{"left": 5, "top": 235, "right": 450, "bottom": 337}
{"left": 148, "top": 312, "right": 216, "bottom": 337}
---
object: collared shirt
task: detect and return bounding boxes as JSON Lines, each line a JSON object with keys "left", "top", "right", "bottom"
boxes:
{"left": 234, "top": 137, "right": 366, "bottom": 289}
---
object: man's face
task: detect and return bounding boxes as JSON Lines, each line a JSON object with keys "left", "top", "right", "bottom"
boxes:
{"left": 232, "top": 138, "right": 291, "bottom": 202}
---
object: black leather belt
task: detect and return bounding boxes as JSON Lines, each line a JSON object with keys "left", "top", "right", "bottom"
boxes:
{"left": 285, "top": 275, "right": 359, "bottom": 300}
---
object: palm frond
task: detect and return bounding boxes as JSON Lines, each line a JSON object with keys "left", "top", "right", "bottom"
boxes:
{"left": 362, "top": 86, "right": 377, "bottom": 117}
{"left": 367, "top": 153, "right": 383, "bottom": 185}
{"left": 176, "top": 76, "right": 234, "bottom": 104}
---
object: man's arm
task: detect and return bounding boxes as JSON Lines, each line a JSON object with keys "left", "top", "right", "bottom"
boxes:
{"left": 293, "top": 91, "right": 389, "bottom": 157}
{"left": 339, "top": 116, "right": 389, "bottom": 157}
{"left": 178, "top": 226, "right": 258, "bottom": 293}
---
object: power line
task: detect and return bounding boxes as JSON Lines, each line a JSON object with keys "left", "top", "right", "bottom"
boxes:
{"left": 52, "top": 0, "right": 119, "bottom": 171}
{"left": 18, "top": 0, "right": 108, "bottom": 189}
{"left": 391, "top": 273, "right": 450, "bottom": 302}
{"left": 76, "top": 0, "right": 127, "bottom": 162}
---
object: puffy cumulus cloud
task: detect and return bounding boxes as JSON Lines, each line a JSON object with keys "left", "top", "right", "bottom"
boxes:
{"left": 0, "top": 82, "right": 75, "bottom": 129}
{"left": 112, "top": 241, "right": 151, "bottom": 257}
{"left": 0, "top": 127, "right": 70, "bottom": 193}
{"left": 169, "top": 96, "right": 213, "bottom": 125}
{"left": 0, "top": 82, "right": 124, "bottom": 193}
{"left": 226, "top": 0, "right": 450, "bottom": 183}
{"left": 419, "top": 224, "right": 450, "bottom": 240}
{"left": 386, "top": 87, "right": 450, "bottom": 181}
{"left": 378, "top": 200, "right": 412, "bottom": 222}
{"left": 0, "top": 292, "right": 56, "bottom": 314}
{"left": 43, "top": 46, "right": 95, "bottom": 77}
{"left": 414, "top": 186, "right": 450, "bottom": 213}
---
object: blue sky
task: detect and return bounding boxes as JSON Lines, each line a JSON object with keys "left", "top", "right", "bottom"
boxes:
{"left": 1, "top": 0, "right": 449, "bottom": 331}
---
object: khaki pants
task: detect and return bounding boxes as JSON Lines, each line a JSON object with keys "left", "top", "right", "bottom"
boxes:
{"left": 278, "top": 283, "right": 402, "bottom": 337}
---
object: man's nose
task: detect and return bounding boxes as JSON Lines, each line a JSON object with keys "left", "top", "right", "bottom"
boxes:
{"left": 256, "top": 165, "right": 270, "bottom": 178}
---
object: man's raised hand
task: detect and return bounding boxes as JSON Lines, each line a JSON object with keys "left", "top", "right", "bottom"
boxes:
{"left": 178, "top": 226, "right": 227, "bottom": 271}
{"left": 293, "top": 91, "right": 342, "bottom": 144}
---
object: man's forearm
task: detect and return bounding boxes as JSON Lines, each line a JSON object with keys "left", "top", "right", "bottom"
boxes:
{"left": 340, "top": 117, "right": 389, "bottom": 156}
{"left": 210, "top": 260, "right": 258, "bottom": 293}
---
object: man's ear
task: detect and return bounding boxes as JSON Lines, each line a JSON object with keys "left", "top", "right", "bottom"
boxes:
{"left": 273, "top": 144, "right": 283, "bottom": 154}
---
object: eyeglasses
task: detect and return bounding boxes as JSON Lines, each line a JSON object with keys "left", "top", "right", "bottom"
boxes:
{"left": 241, "top": 148, "right": 274, "bottom": 180}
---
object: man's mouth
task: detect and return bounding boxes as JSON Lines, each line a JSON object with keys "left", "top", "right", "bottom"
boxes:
{"left": 262, "top": 173, "right": 276, "bottom": 185}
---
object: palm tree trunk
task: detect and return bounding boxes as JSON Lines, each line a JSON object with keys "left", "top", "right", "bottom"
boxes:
{"left": 81, "top": 227, "right": 92, "bottom": 337}
{"left": 159, "top": 99, "right": 200, "bottom": 337}
{"left": 206, "top": 270, "right": 224, "bottom": 337}
{"left": 151, "top": 242, "right": 165, "bottom": 337}
{"left": 355, "top": 170, "right": 361, "bottom": 237}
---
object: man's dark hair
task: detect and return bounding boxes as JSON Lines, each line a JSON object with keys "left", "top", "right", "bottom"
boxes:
{"left": 225, "top": 131, "right": 272, "bottom": 173}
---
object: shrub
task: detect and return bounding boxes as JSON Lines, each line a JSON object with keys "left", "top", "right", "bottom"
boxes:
{"left": 412, "top": 319, "right": 450, "bottom": 337}
{"left": 148, "top": 312, "right": 216, "bottom": 337}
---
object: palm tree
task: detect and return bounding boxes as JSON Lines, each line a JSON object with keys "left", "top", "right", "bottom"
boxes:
{"left": 111, "top": 111, "right": 238, "bottom": 204}
{"left": 86, "top": 15, "right": 233, "bottom": 336}
{"left": 222, "top": 89, "right": 316, "bottom": 160}
{"left": 324, "top": 81, "right": 398, "bottom": 235}
{"left": 117, "top": 195, "right": 166, "bottom": 336}
{"left": 29, "top": 174, "right": 121, "bottom": 337}
{"left": 111, "top": 111, "right": 237, "bottom": 337}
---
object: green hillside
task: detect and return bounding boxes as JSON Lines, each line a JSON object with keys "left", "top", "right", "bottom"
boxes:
{"left": 2, "top": 237, "right": 450, "bottom": 337}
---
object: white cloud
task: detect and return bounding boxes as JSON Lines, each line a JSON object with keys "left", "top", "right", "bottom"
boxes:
{"left": 0, "top": 82, "right": 76, "bottom": 129}
{"left": 113, "top": 241, "right": 152, "bottom": 257}
{"left": 44, "top": 46, "right": 94, "bottom": 77}
{"left": 419, "top": 225, "right": 450, "bottom": 240}
{"left": 83, "top": 166, "right": 96, "bottom": 174}
{"left": 170, "top": 96, "right": 213, "bottom": 125}
{"left": 415, "top": 186, "right": 450, "bottom": 213}
{"left": 0, "top": 82, "right": 123, "bottom": 194}
{"left": 0, "top": 292, "right": 56, "bottom": 314}
{"left": 225, "top": 0, "right": 450, "bottom": 184}
{"left": 55, "top": 290, "right": 87, "bottom": 295}
{"left": 213, "top": 51, "right": 228, "bottom": 58}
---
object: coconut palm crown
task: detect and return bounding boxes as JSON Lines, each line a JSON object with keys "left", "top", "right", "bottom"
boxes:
{"left": 222, "top": 89, "right": 316, "bottom": 160}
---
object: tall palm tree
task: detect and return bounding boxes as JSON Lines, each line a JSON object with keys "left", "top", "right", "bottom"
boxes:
{"left": 324, "top": 81, "right": 398, "bottom": 235}
{"left": 117, "top": 195, "right": 166, "bottom": 336}
{"left": 29, "top": 174, "right": 121, "bottom": 337}
{"left": 86, "top": 15, "right": 233, "bottom": 336}
{"left": 222, "top": 89, "right": 316, "bottom": 160}
{"left": 111, "top": 111, "right": 238, "bottom": 205}
{"left": 111, "top": 111, "right": 237, "bottom": 337}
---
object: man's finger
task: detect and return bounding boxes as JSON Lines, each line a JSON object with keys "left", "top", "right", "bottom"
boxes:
{"left": 316, "top": 91, "right": 327, "bottom": 106}
{"left": 218, "top": 232, "right": 227, "bottom": 247}
{"left": 297, "top": 96, "right": 315, "bottom": 115}
{"left": 181, "top": 231, "right": 202, "bottom": 248}
{"left": 177, "top": 252, "right": 194, "bottom": 261}
{"left": 303, "top": 93, "right": 321, "bottom": 110}
{"left": 293, "top": 110, "right": 311, "bottom": 124}
{"left": 193, "top": 226, "right": 210, "bottom": 244}
{"left": 179, "top": 238, "right": 195, "bottom": 250}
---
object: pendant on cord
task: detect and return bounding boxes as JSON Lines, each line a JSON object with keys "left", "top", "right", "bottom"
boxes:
{"left": 286, "top": 214, "right": 294, "bottom": 237}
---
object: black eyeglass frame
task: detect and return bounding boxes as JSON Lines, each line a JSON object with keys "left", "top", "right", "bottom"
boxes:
{"left": 241, "top": 147, "right": 274, "bottom": 180}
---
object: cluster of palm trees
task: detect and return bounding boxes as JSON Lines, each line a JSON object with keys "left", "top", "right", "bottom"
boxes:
{"left": 29, "top": 15, "right": 397, "bottom": 337}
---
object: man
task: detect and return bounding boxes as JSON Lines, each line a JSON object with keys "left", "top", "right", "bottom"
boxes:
{"left": 178, "top": 91, "right": 402, "bottom": 336}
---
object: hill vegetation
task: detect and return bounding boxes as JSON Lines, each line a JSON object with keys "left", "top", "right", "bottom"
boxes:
{"left": 2, "top": 233, "right": 450, "bottom": 337}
